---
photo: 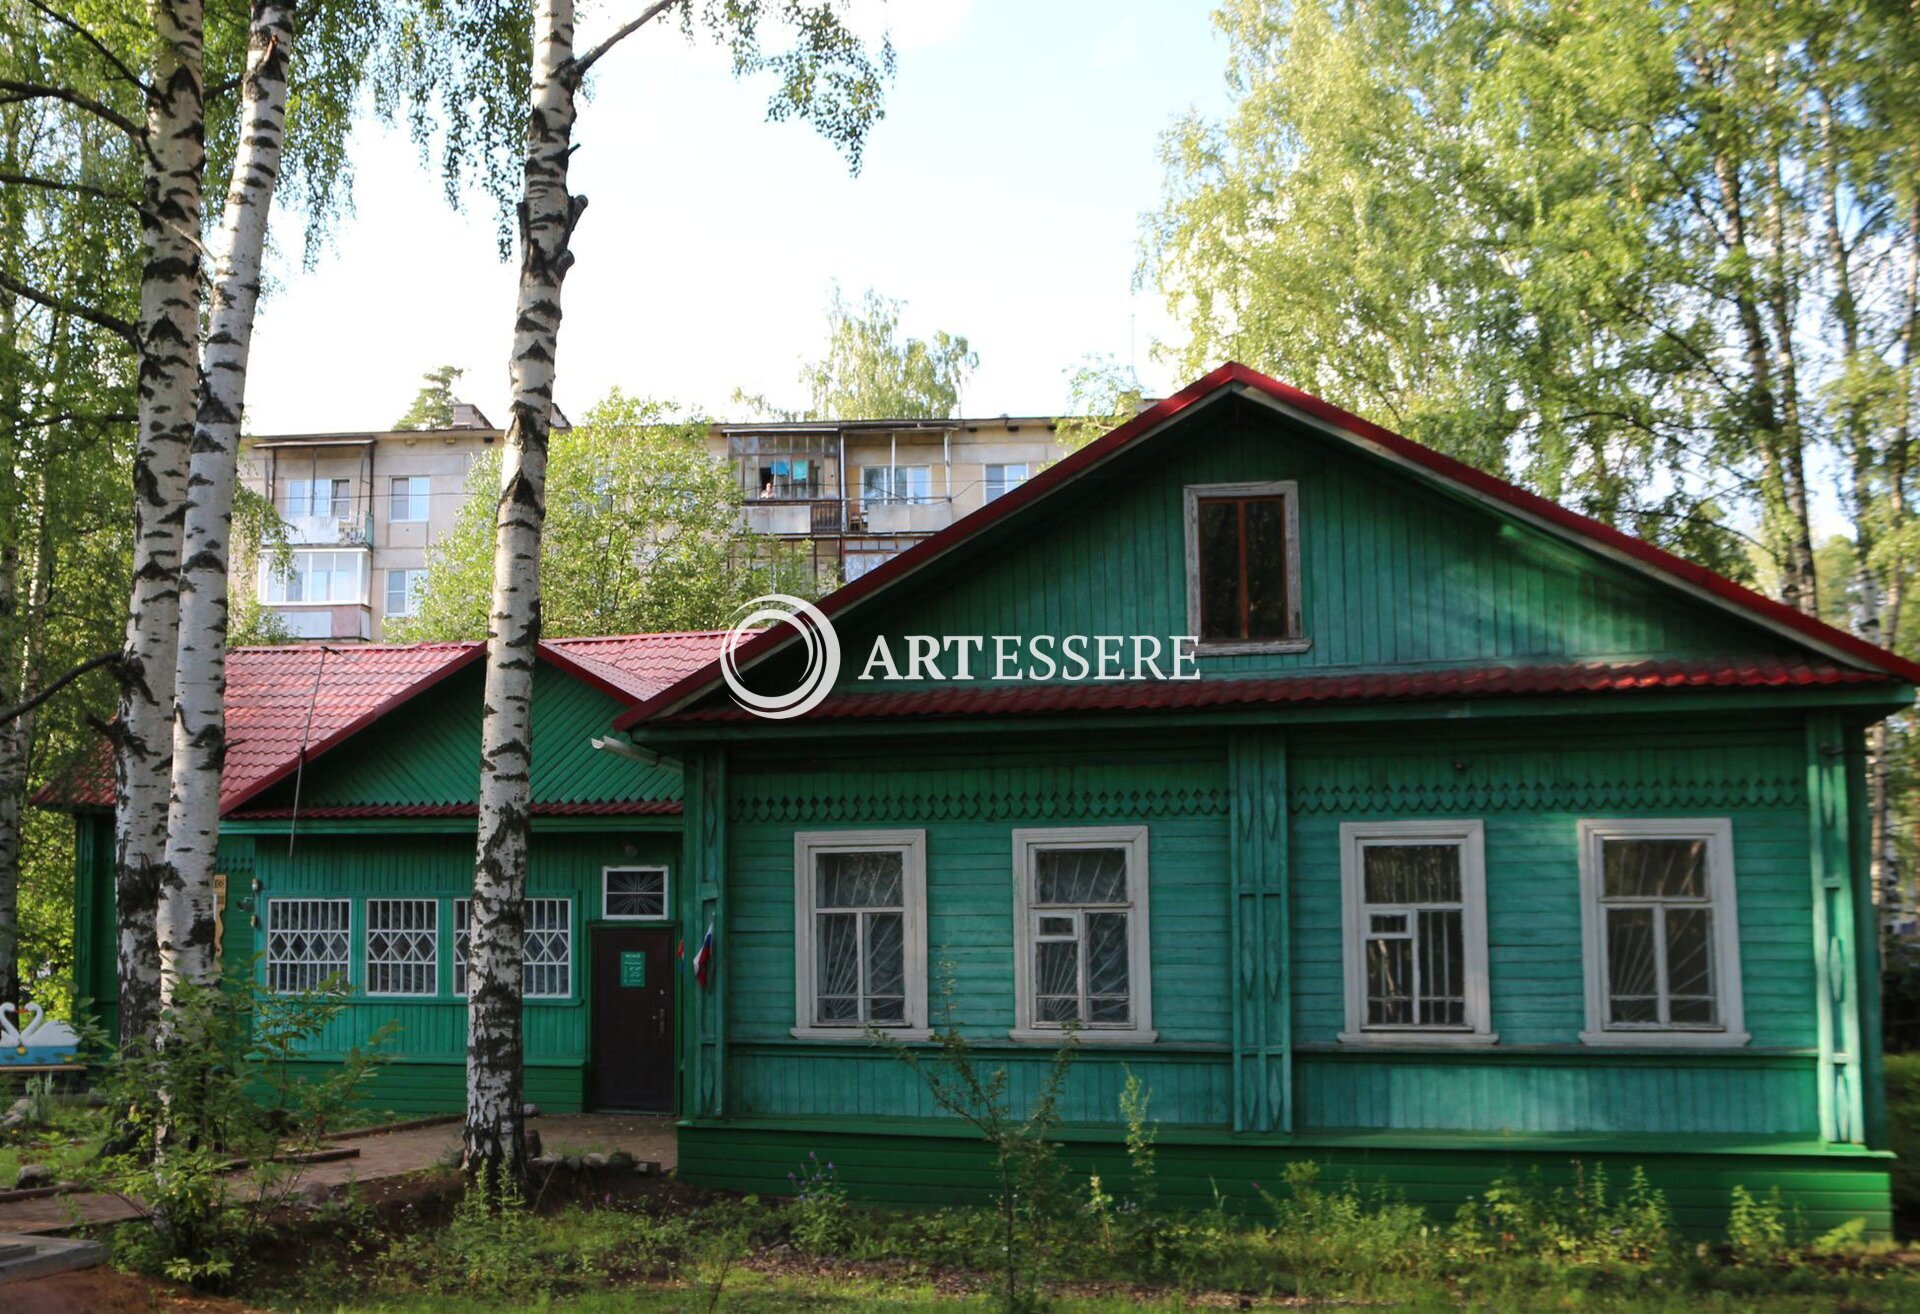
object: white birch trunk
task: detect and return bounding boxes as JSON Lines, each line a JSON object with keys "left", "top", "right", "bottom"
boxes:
{"left": 158, "top": 0, "right": 295, "bottom": 1005}
{"left": 464, "top": 0, "right": 585, "bottom": 1184}
{"left": 117, "top": 0, "right": 205, "bottom": 1048}
{"left": 0, "top": 510, "right": 23, "bottom": 1007}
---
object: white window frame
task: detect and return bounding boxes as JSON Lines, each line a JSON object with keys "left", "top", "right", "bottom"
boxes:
{"left": 984, "top": 463, "right": 1029, "bottom": 502}
{"left": 1577, "top": 818, "right": 1747, "bottom": 1048}
{"left": 1338, "top": 820, "right": 1495, "bottom": 1046}
{"left": 265, "top": 898, "right": 352, "bottom": 994}
{"left": 453, "top": 896, "right": 573, "bottom": 999}
{"left": 261, "top": 549, "right": 367, "bottom": 606}
{"left": 385, "top": 567, "right": 426, "bottom": 617}
{"left": 862, "top": 465, "right": 932, "bottom": 503}
{"left": 364, "top": 898, "right": 438, "bottom": 997}
{"left": 792, "top": 829, "right": 929, "bottom": 1041}
{"left": 1011, "top": 825, "right": 1155, "bottom": 1044}
{"left": 1183, "top": 480, "right": 1307, "bottom": 655}
{"left": 390, "top": 474, "right": 431, "bottom": 523}
{"left": 602, "top": 865, "right": 670, "bottom": 921}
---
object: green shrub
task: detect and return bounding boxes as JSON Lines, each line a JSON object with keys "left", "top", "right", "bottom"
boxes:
{"left": 1726, "top": 1185, "right": 1791, "bottom": 1266}
{"left": 1447, "top": 1162, "right": 1676, "bottom": 1268}
{"left": 91, "top": 972, "right": 392, "bottom": 1289}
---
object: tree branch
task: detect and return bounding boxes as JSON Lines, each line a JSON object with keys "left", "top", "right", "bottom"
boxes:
{"left": 0, "top": 170, "right": 131, "bottom": 206}
{"left": 24, "top": 0, "right": 155, "bottom": 99}
{"left": 0, "top": 650, "right": 118, "bottom": 724}
{"left": 568, "top": 0, "right": 682, "bottom": 83}
{"left": 0, "top": 80, "right": 141, "bottom": 138}
{"left": 0, "top": 267, "right": 138, "bottom": 346}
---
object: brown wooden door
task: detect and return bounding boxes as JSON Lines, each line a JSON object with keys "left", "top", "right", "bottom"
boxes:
{"left": 590, "top": 926, "right": 675, "bottom": 1112}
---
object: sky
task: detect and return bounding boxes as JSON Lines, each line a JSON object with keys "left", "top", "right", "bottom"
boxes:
{"left": 241, "top": 2, "right": 1236, "bottom": 435}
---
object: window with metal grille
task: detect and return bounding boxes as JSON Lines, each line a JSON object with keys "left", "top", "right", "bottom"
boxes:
{"left": 603, "top": 866, "right": 668, "bottom": 920}
{"left": 1339, "top": 822, "right": 1492, "bottom": 1045}
{"left": 452, "top": 897, "right": 571, "bottom": 998}
{"left": 365, "top": 899, "right": 436, "bottom": 996}
{"left": 792, "top": 831, "right": 928, "bottom": 1039}
{"left": 266, "top": 899, "right": 350, "bottom": 993}
{"left": 602, "top": 868, "right": 672, "bottom": 918}
{"left": 1578, "top": 820, "right": 1745, "bottom": 1045}
{"left": 1012, "top": 827, "right": 1154, "bottom": 1043}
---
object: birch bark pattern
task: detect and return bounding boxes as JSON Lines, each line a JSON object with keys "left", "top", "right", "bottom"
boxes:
{"left": 117, "top": 0, "right": 205, "bottom": 1046}
{"left": 159, "top": 0, "right": 295, "bottom": 1003}
{"left": 464, "top": 0, "right": 584, "bottom": 1182}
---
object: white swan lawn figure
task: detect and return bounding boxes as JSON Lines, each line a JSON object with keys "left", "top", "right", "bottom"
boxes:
{"left": 0, "top": 1002, "right": 79, "bottom": 1064}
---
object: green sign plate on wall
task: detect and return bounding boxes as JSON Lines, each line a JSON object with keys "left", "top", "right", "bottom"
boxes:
{"left": 619, "top": 951, "right": 647, "bottom": 988}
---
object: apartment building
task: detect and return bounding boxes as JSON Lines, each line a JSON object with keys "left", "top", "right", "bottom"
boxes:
{"left": 714, "top": 415, "right": 1064, "bottom": 580}
{"left": 241, "top": 402, "right": 506, "bottom": 642}
{"left": 243, "top": 408, "right": 1069, "bottom": 640}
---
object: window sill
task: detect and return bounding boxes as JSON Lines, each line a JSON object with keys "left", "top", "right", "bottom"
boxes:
{"left": 1579, "top": 1028, "right": 1750, "bottom": 1049}
{"left": 1338, "top": 1030, "right": 1499, "bottom": 1048}
{"left": 1007, "top": 1028, "right": 1159, "bottom": 1046}
{"left": 1194, "top": 638, "right": 1311, "bottom": 657}
{"left": 789, "top": 1026, "right": 932, "bottom": 1043}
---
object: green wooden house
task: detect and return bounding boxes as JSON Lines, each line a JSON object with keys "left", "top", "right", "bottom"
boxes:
{"left": 62, "top": 632, "right": 723, "bottom": 1113}
{"left": 606, "top": 363, "right": 1918, "bottom": 1235}
{"left": 50, "top": 363, "right": 1916, "bottom": 1234}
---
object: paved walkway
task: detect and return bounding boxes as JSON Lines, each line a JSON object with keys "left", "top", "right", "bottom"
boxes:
{"left": 0, "top": 1114, "right": 677, "bottom": 1235}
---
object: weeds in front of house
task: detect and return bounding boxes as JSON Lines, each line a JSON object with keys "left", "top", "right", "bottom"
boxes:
{"left": 79, "top": 973, "right": 393, "bottom": 1289}
{"left": 244, "top": 1053, "right": 1919, "bottom": 1312}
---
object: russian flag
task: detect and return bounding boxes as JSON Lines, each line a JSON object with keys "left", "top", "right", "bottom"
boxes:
{"left": 692, "top": 922, "right": 715, "bottom": 988}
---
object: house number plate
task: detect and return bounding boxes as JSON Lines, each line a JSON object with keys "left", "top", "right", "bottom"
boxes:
{"left": 619, "top": 952, "right": 647, "bottom": 988}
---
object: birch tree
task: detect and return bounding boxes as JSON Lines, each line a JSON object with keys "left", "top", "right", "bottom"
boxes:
{"left": 463, "top": 0, "right": 893, "bottom": 1185}
{"left": 115, "top": 0, "right": 206, "bottom": 1046}
{"left": 0, "top": 0, "right": 532, "bottom": 1039}
{"left": 157, "top": 0, "right": 295, "bottom": 1006}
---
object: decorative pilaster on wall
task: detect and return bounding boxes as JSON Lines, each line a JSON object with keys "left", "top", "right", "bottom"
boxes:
{"left": 1229, "top": 730, "right": 1289, "bottom": 1134}
{"left": 683, "top": 750, "right": 729, "bottom": 1119}
{"left": 1806, "top": 714, "right": 1865, "bottom": 1145}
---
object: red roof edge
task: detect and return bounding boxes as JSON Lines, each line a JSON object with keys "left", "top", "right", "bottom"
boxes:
{"left": 218, "top": 643, "right": 489, "bottom": 815}
{"left": 615, "top": 362, "right": 1920, "bottom": 730}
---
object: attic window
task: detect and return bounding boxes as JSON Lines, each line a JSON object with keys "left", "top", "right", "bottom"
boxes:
{"left": 1184, "top": 482, "right": 1304, "bottom": 651}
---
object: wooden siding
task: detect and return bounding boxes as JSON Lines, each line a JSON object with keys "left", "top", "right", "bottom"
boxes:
{"left": 830, "top": 403, "right": 1804, "bottom": 690}
{"left": 240, "top": 828, "right": 678, "bottom": 1096}
{"left": 719, "top": 715, "right": 1830, "bottom": 1142}
{"left": 247, "top": 660, "right": 677, "bottom": 811}
{"left": 1288, "top": 719, "right": 1817, "bottom": 1052}
{"left": 720, "top": 738, "right": 1233, "bottom": 1125}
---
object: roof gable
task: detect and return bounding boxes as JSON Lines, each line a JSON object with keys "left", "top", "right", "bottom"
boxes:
{"left": 233, "top": 655, "right": 686, "bottom": 818}
{"left": 40, "top": 631, "right": 729, "bottom": 815}
{"left": 622, "top": 364, "right": 1920, "bottom": 727}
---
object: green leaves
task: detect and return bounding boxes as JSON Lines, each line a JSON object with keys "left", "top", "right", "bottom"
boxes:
{"left": 790, "top": 285, "right": 976, "bottom": 422}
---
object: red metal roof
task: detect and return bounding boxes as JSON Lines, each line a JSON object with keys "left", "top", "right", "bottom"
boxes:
{"left": 617, "top": 362, "right": 1920, "bottom": 730}
{"left": 42, "top": 631, "right": 727, "bottom": 813}
{"left": 541, "top": 632, "right": 728, "bottom": 704}
{"left": 653, "top": 658, "right": 1897, "bottom": 725}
